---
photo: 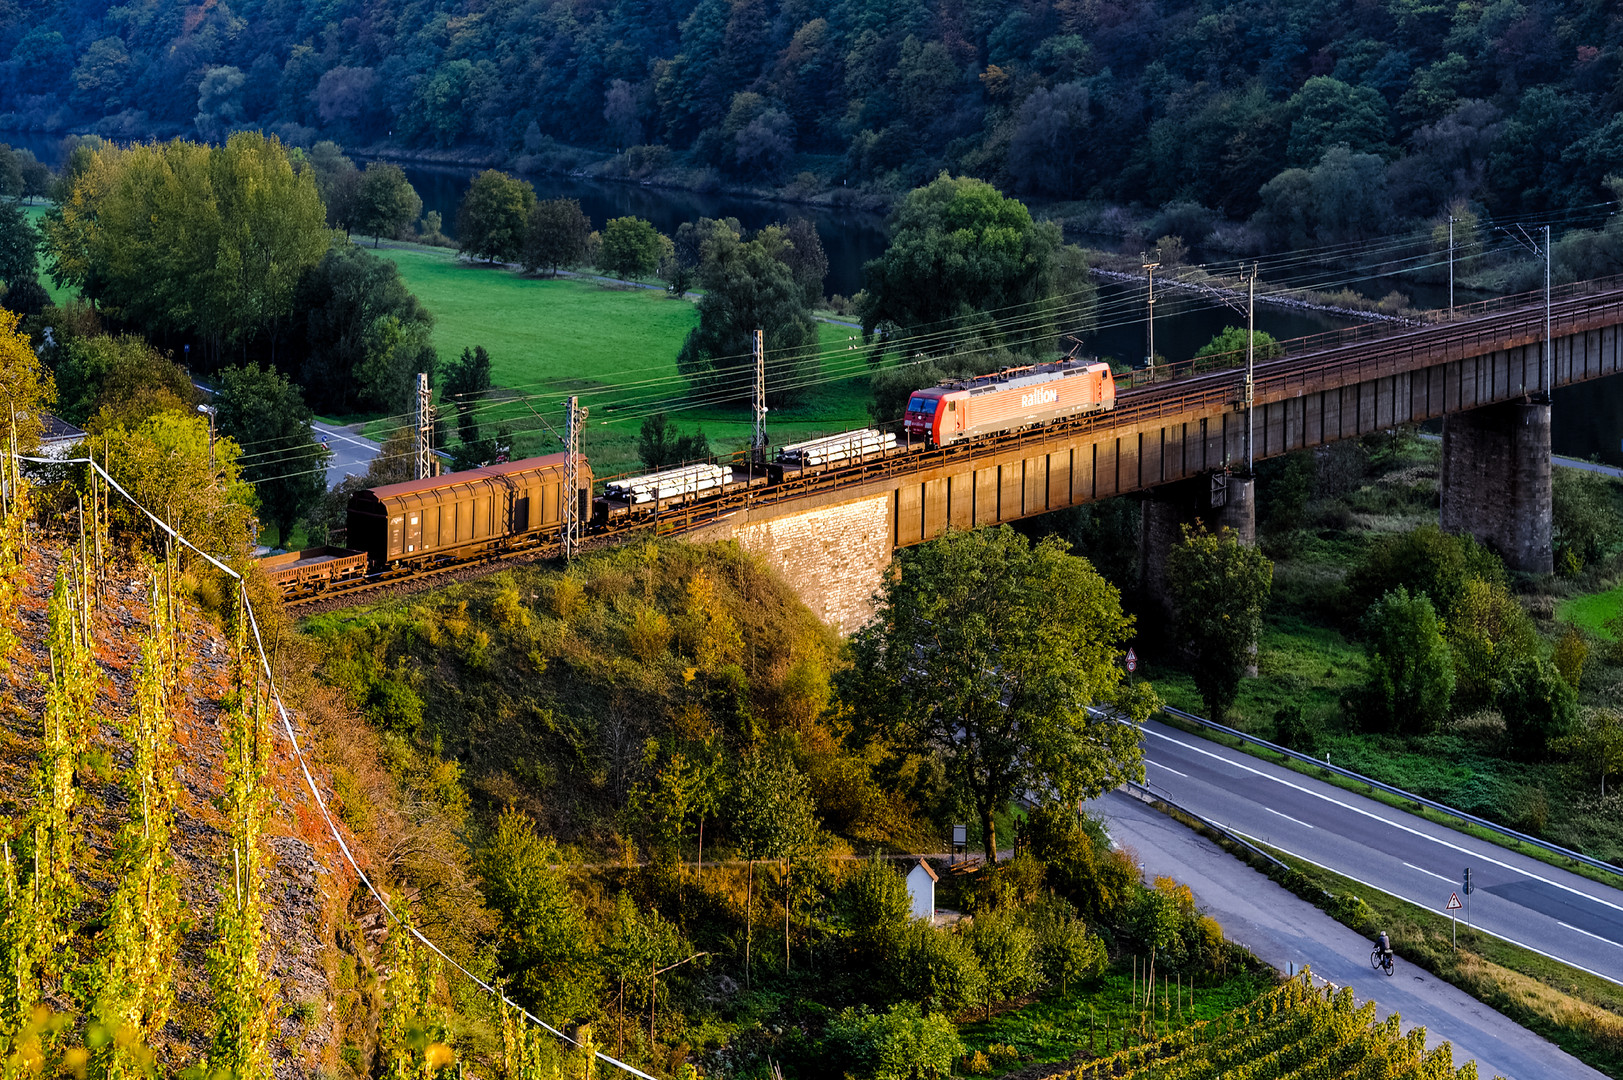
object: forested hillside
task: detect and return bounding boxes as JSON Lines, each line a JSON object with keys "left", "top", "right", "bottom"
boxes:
{"left": 3, "top": 0, "right": 1620, "bottom": 219}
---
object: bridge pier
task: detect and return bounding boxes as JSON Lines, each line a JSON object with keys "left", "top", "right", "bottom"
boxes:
{"left": 1440, "top": 398, "right": 1552, "bottom": 574}
{"left": 1139, "top": 472, "right": 1256, "bottom": 632}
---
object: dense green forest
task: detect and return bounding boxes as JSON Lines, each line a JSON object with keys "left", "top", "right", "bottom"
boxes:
{"left": 3, "top": 0, "right": 1621, "bottom": 220}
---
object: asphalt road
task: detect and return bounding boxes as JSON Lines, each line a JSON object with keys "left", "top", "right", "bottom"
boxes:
{"left": 311, "top": 420, "right": 382, "bottom": 488}
{"left": 1133, "top": 718, "right": 1623, "bottom": 987}
{"left": 1086, "top": 789, "right": 1609, "bottom": 1080}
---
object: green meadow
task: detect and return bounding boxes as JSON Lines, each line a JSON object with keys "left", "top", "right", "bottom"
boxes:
{"left": 377, "top": 244, "right": 876, "bottom": 476}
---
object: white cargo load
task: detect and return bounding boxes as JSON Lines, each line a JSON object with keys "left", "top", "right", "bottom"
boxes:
{"left": 605, "top": 462, "right": 733, "bottom": 504}
{"left": 775, "top": 428, "right": 896, "bottom": 466}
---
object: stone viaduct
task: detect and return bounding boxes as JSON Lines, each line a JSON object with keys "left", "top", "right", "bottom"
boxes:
{"left": 683, "top": 283, "right": 1623, "bottom": 634}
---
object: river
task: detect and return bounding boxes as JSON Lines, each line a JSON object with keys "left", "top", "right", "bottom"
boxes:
{"left": 7, "top": 131, "right": 1620, "bottom": 464}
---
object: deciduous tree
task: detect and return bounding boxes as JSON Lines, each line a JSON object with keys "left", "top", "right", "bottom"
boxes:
{"left": 475, "top": 806, "right": 600, "bottom": 1022}
{"left": 597, "top": 216, "right": 667, "bottom": 280}
{"left": 675, "top": 223, "right": 817, "bottom": 406}
{"left": 216, "top": 363, "right": 330, "bottom": 546}
{"left": 637, "top": 413, "right": 710, "bottom": 469}
{"left": 0, "top": 309, "right": 56, "bottom": 452}
{"left": 352, "top": 162, "right": 422, "bottom": 246}
{"left": 841, "top": 526, "right": 1152, "bottom": 865}
{"left": 457, "top": 170, "right": 535, "bottom": 264}
{"left": 522, "top": 198, "right": 593, "bottom": 276}
{"left": 858, "top": 174, "right": 1095, "bottom": 358}
{"left": 292, "top": 244, "right": 437, "bottom": 413}
{"left": 1500, "top": 657, "right": 1577, "bottom": 759}
{"left": 1166, "top": 524, "right": 1273, "bottom": 722}
{"left": 1359, "top": 588, "right": 1454, "bottom": 733}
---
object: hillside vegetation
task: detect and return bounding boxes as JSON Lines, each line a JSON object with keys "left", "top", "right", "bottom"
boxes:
{"left": 6, "top": 1, "right": 1622, "bottom": 229}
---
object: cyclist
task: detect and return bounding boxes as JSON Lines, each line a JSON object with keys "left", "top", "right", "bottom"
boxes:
{"left": 1376, "top": 930, "right": 1392, "bottom": 964}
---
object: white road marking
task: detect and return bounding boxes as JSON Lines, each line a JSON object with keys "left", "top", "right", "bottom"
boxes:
{"left": 1404, "top": 862, "right": 1456, "bottom": 884}
{"left": 1557, "top": 922, "right": 1623, "bottom": 950}
{"left": 1148, "top": 727, "right": 1623, "bottom": 919}
{"left": 1266, "top": 806, "right": 1315, "bottom": 829}
{"left": 1148, "top": 760, "right": 1189, "bottom": 778}
{"left": 1231, "top": 831, "right": 1623, "bottom": 988}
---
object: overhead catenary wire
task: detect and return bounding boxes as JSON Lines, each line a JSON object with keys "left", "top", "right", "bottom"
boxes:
{"left": 15, "top": 451, "right": 661, "bottom": 1080}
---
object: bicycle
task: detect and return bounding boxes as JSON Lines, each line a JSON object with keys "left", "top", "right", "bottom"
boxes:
{"left": 1370, "top": 948, "right": 1395, "bottom": 976}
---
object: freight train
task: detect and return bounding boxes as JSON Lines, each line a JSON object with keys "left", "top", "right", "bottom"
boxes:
{"left": 262, "top": 358, "right": 1117, "bottom": 600}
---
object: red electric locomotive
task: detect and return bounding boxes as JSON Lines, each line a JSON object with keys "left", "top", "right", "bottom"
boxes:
{"left": 903, "top": 358, "right": 1116, "bottom": 447}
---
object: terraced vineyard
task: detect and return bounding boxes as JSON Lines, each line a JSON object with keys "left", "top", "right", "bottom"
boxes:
{"left": 1058, "top": 974, "right": 1491, "bottom": 1080}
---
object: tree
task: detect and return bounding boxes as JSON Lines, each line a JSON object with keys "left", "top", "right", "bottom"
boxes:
{"left": 0, "top": 201, "right": 39, "bottom": 304}
{"left": 474, "top": 806, "right": 600, "bottom": 1021}
{"left": 1554, "top": 710, "right": 1623, "bottom": 797}
{"left": 44, "top": 133, "right": 331, "bottom": 360}
{"left": 1343, "top": 525, "right": 1504, "bottom": 623}
{"left": 841, "top": 857, "right": 913, "bottom": 973}
{"left": 1499, "top": 658, "right": 1577, "bottom": 760}
{"left": 442, "top": 345, "right": 493, "bottom": 449}
{"left": 1193, "top": 326, "right": 1283, "bottom": 365}
{"left": 103, "top": 412, "right": 257, "bottom": 559}
{"left": 215, "top": 363, "right": 330, "bottom": 545}
{"left": 841, "top": 526, "right": 1152, "bottom": 864}
{"left": 352, "top": 162, "right": 422, "bottom": 247}
{"left": 893, "top": 924, "right": 984, "bottom": 1016}
{"left": 522, "top": 199, "right": 593, "bottom": 276}
{"left": 305, "top": 141, "right": 361, "bottom": 234}
{"left": 597, "top": 216, "right": 666, "bottom": 280}
{"left": 53, "top": 334, "right": 194, "bottom": 428}
{"left": 292, "top": 245, "right": 437, "bottom": 413}
{"left": 777, "top": 218, "right": 828, "bottom": 306}
{"left": 457, "top": 170, "right": 535, "bottom": 264}
{"left": 0, "top": 309, "right": 57, "bottom": 452}
{"left": 1284, "top": 77, "right": 1392, "bottom": 165}
{"left": 729, "top": 747, "right": 820, "bottom": 985}
{"left": 1553, "top": 468, "right": 1622, "bottom": 574}
{"left": 1444, "top": 576, "right": 1538, "bottom": 716}
{"left": 858, "top": 174, "right": 1095, "bottom": 358}
{"left": 637, "top": 413, "right": 710, "bottom": 469}
{"left": 675, "top": 224, "right": 818, "bottom": 406}
{"left": 1165, "top": 524, "right": 1274, "bottom": 722}
{"left": 1359, "top": 588, "right": 1454, "bottom": 733}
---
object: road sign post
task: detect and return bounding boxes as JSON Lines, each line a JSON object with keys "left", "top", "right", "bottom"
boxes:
{"left": 1125, "top": 648, "right": 1137, "bottom": 686}
{"left": 1447, "top": 891, "right": 1463, "bottom": 947}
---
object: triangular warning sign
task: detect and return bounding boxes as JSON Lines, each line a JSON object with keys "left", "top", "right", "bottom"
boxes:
{"left": 1446, "top": 892, "right": 1463, "bottom": 910}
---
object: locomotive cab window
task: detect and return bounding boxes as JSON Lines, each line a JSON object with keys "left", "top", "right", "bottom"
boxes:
{"left": 907, "top": 397, "right": 938, "bottom": 414}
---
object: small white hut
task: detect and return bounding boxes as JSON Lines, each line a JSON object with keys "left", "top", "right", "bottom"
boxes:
{"left": 905, "top": 858, "right": 938, "bottom": 921}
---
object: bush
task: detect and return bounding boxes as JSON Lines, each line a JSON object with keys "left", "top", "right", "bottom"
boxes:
{"left": 894, "top": 923, "right": 985, "bottom": 1016}
{"left": 1022, "top": 807, "right": 1138, "bottom": 927}
{"left": 1342, "top": 525, "right": 1504, "bottom": 623}
{"left": 1028, "top": 897, "right": 1106, "bottom": 993}
{"left": 1272, "top": 704, "right": 1321, "bottom": 754}
{"left": 963, "top": 909, "right": 1041, "bottom": 1019}
{"left": 366, "top": 674, "right": 423, "bottom": 733}
{"left": 823, "top": 1003, "right": 963, "bottom": 1080}
{"left": 1358, "top": 588, "right": 1454, "bottom": 733}
{"left": 1499, "top": 657, "right": 1578, "bottom": 759}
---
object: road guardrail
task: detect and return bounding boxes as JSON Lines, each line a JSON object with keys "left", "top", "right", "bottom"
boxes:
{"left": 1161, "top": 705, "right": 1623, "bottom": 883}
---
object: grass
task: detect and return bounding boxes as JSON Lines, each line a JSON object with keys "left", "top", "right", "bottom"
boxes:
{"left": 1560, "top": 586, "right": 1623, "bottom": 640}
{"left": 957, "top": 963, "right": 1275, "bottom": 1072}
{"left": 1269, "top": 847, "right": 1623, "bottom": 1077}
{"left": 375, "top": 246, "right": 876, "bottom": 476}
{"left": 22, "top": 204, "right": 72, "bottom": 307}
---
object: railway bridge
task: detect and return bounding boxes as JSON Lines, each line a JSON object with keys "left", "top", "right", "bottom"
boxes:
{"left": 679, "top": 278, "right": 1623, "bottom": 633}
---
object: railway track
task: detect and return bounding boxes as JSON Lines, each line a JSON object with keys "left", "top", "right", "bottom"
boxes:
{"left": 284, "top": 277, "right": 1623, "bottom": 617}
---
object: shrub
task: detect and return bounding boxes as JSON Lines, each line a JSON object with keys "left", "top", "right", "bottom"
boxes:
{"left": 625, "top": 605, "right": 673, "bottom": 664}
{"left": 824, "top": 1002, "right": 963, "bottom": 1080}
{"left": 1027, "top": 897, "right": 1106, "bottom": 993}
{"left": 1499, "top": 657, "right": 1578, "bottom": 759}
{"left": 366, "top": 675, "right": 423, "bottom": 734}
{"left": 1553, "top": 625, "right": 1589, "bottom": 689}
{"left": 1342, "top": 525, "right": 1504, "bottom": 623}
{"left": 963, "top": 909, "right": 1041, "bottom": 1019}
{"left": 894, "top": 923, "right": 985, "bottom": 1016}
{"left": 1445, "top": 576, "right": 1538, "bottom": 716}
{"left": 1272, "top": 704, "right": 1321, "bottom": 754}
{"left": 1358, "top": 588, "right": 1454, "bottom": 733}
{"left": 1023, "top": 807, "right": 1137, "bottom": 927}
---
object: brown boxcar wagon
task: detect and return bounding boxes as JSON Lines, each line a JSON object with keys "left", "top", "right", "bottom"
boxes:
{"left": 347, "top": 452, "right": 592, "bottom": 569}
